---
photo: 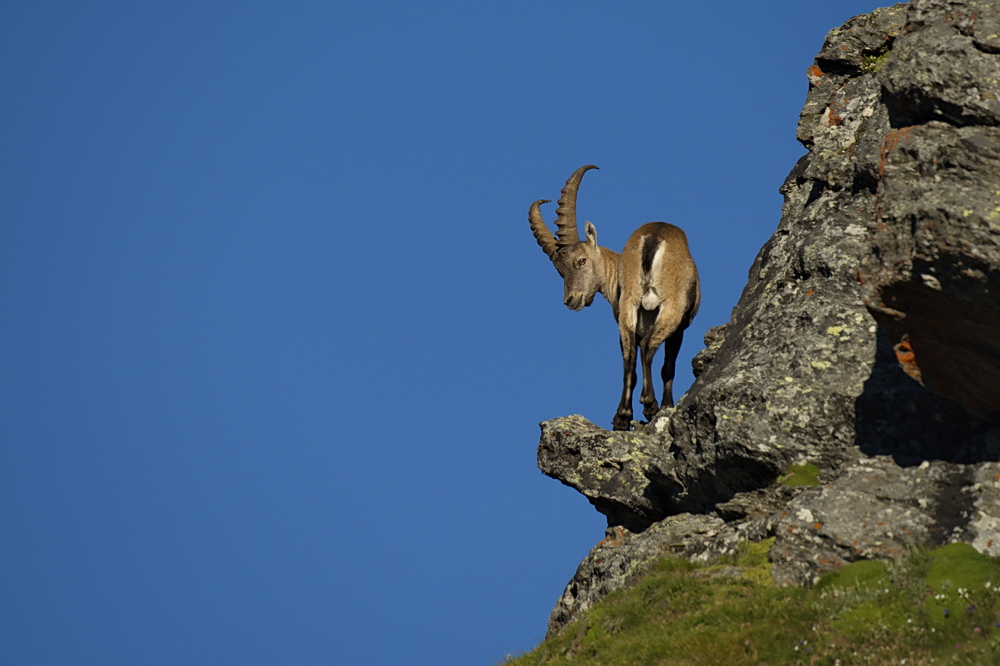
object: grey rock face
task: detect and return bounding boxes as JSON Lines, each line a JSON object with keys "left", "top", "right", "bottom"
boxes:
{"left": 881, "top": 0, "right": 1000, "bottom": 127}
{"left": 663, "top": 4, "right": 909, "bottom": 513}
{"left": 861, "top": 0, "right": 1000, "bottom": 417}
{"left": 535, "top": 0, "right": 1000, "bottom": 637}
{"left": 666, "top": 0, "right": 1000, "bottom": 508}
{"left": 771, "top": 457, "right": 1000, "bottom": 586}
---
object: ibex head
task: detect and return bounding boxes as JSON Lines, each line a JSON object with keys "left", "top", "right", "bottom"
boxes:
{"left": 528, "top": 165, "right": 604, "bottom": 311}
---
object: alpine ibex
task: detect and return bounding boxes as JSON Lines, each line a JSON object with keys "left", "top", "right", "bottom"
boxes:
{"left": 529, "top": 165, "right": 701, "bottom": 431}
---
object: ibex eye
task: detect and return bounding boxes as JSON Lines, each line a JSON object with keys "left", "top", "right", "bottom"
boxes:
{"left": 578, "top": 258, "right": 587, "bottom": 266}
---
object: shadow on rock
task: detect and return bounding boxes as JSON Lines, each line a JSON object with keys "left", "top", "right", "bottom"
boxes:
{"left": 855, "top": 326, "right": 1000, "bottom": 466}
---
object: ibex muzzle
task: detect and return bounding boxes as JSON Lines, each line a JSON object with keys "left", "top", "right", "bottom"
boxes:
{"left": 529, "top": 165, "right": 701, "bottom": 431}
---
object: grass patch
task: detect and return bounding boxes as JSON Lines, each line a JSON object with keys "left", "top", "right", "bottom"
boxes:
{"left": 778, "top": 463, "right": 820, "bottom": 487}
{"left": 503, "top": 540, "right": 1000, "bottom": 665}
{"left": 861, "top": 51, "right": 890, "bottom": 73}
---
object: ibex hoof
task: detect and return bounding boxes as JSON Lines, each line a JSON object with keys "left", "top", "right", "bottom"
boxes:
{"left": 612, "top": 414, "right": 632, "bottom": 431}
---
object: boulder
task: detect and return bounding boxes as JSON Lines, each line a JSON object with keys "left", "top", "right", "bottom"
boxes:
{"left": 771, "top": 457, "right": 1000, "bottom": 586}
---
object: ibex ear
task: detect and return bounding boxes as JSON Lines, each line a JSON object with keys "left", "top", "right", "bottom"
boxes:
{"left": 584, "top": 221, "right": 598, "bottom": 247}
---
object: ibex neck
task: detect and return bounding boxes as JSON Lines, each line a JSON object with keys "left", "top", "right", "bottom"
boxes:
{"left": 597, "top": 246, "right": 621, "bottom": 303}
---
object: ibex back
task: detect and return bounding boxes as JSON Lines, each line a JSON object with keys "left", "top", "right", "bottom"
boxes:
{"left": 528, "top": 165, "right": 700, "bottom": 431}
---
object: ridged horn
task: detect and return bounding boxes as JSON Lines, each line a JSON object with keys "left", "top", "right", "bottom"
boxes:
{"left": 554, "top": 165, "right": 599, "bottom": 248}
{"left": 529, "top": 199, "right": 557, "bottom": 258}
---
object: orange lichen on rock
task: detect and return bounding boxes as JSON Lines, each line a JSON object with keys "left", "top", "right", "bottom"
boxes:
{"left": 806, "top": 64, "right": 824, "bottom": 85}
{"left": 878, "top": 126, "right": 914, "bottom": 177}
{"left": 893, "top": 333, "right": 923, "bottom": 383}
{"left": 597, "top": 525, "right": 629, "bottom": 547}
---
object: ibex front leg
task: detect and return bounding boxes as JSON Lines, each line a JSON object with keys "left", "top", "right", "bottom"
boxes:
{"left": 613, "top": 320, "right": 639, "bottom": 431}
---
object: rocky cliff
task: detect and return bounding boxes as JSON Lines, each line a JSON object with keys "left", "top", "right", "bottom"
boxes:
{"left": 537, "top": 0, "right": 1000, "bottom": 639}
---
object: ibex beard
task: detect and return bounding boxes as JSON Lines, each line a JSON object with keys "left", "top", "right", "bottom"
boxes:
{"left": 529, "top": 165, "right": 700, "bottom": 432}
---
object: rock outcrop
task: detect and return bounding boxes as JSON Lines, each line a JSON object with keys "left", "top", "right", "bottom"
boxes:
{"left": 771, "top": 456, "right": 1000, "bottom": 586}
{"left": 537, "top": 0, "right": 1000, "bottom": 638}
{"left": 861, "top": 0, "right": 1000, "bottom": 417}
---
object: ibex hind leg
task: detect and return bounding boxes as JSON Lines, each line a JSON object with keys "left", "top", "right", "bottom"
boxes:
{"left": 659, "top": 329, "right": 684, "bottom": 409}
{"left": 639, "top": 336, "right": 662, "bottom": 422}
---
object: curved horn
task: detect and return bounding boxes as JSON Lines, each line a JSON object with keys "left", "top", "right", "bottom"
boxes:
{"left": 554, "top": 165, "right": 599, "bottom": 247}
{"left": 528, "top": 199, "right": 556, "bottom": 258}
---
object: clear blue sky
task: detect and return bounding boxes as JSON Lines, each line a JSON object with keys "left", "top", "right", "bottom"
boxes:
{"left": 2, "top": 1, "right": 881, "bottom": 663}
